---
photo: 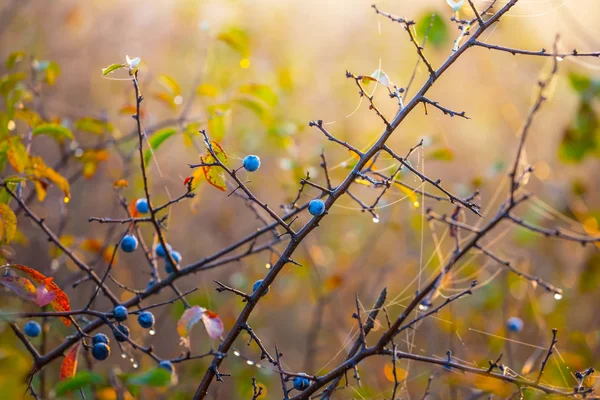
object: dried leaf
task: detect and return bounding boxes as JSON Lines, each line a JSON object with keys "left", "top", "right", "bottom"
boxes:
{"left": 201, "top": 310, "right": 224, "bottom": 340}
{"left": 202, "top": 141, "right": 228, "bottom": 191}
{"left": 177, "top": 305, "right": 205, "bottom": 349}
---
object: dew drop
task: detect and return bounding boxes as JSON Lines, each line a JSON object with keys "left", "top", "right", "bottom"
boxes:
{"left": 372, "top": 217, "right": 380, "bottom": 224}
{"left": 7, "top": 120, "right": 15, "bottom": 131}
{"left": 233, "top": 350, "right": 240, "bottom": 357}
{"left": 556, "top": 56, "right": 564, "bottom": 62}
{"left": 121, "top": 353, "right": 127, "bottom": 359}
{"left": 418, "top": 304, "right": 429, "bottom": 311}
{"left": 554, "top": 293, "right": 563, "bottom": 300}
{"left": 149, "top": 329, "right": 156, "bottom": 336}
{"left": 174, "top": 95, "right": 183, "bottom": 105}
{"left": 265, "top": 263, "right": 271, "bottom": 269}
{"left": 133, "top": 362, "right": 139, "bottom": 369}
{"left": 246, "top": 360, "right": 254, "bottom": 365}
{"left": 130, "top": 357, "right": 135, "bottom": 363}
{"left": 413, "top": 201, "right": 420, "bottom": 208}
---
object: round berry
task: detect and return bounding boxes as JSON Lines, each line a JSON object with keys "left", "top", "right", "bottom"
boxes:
{"left": 292, "top": 375, "right": 311, "bottom": 391}
{"left": 159, "top": 360, "right": 174, "bottom": 373}
{"left": 243, "top": 155, "right": 261, "bottom": 172}
{"left": 308, "top": 199, "right": 325, "bottom": 216}
{"left": 113, "top": 305, "right": 128, "bottom": 322}
{"left": 137, "top": 311, "right": 155, "bottom": 329}
{"left": 92, "top": 333, "right": 109, "bottom": 346}
{"left": 156, "top": 242, "right": 172, "bottom": 258}
{"left": 165, "top": 250, "right": 182, "bottom": 274}
{"left": 135, "top": 198, "right": 150, "bottom": 214}
{"left": 253, "top": 279, "right": 269, "bottom": 296}
{"left": 506, "top": 317, "right": 524, "bottom": 333}
{"left": 114, "top": 325, "right": 130, "bottom": 342}
{"left": 24, "top": 321, "right": 41, "bottom": 337}
{"left": 92, "top": 342, "right": 110, "bottom": 361}
{"left": 120, "top": 235, "right": 138, "bottom": 253}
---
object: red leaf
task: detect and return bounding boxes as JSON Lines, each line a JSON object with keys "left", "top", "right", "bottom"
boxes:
{"left": 60, "top": 342, "right": 81, "bottom": 380}
{"left": 9, "top": 264, "right": 71, "bottom": 326}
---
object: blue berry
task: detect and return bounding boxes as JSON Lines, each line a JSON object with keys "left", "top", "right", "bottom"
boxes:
{"left": 308, "top": 199, "right": 325, "bottom": 216}
{"left": 92, "top": 342, "right": 110, "bottom": 360}
{"left": 253, "top": 279, "right": 269, "bottom": 296}
{"left": 156, "top": 243, "right": 172, "bottom": 258}
{"left": 24, "top": 321, "right": 41, "bottom": 337}
{"left": 137, "top": 311, "right": 155, "bottom": 329}
{"left": 114, "top": 325, "right": 130, "bottom": 342}
{"left": 159, "top": 360, "right": 174, "bottom": 372}
{"left": 165, "top": 250, "right": 182, "bottom": 274}
{"left": 113, "top": 305, "right": 128, "bottom": 321}
{"left": 243, "top": 155, "right": 261, "bottom": 172}
{"left": 92, "top": 333, "right": 109, "bottom": 345}
{"left": 135, "top": 198, "right": 150, "bottom": 214}
{"left": 120, "top": 235, "right": 138, "bottom": 253}
{"left": 507, "top": 317, "right": 524, "bottom": 333}
{"left": 292, "top": 375, "right": 311, "bottom": 391}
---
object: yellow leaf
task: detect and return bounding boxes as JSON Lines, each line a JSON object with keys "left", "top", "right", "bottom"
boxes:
{"left": 157, "top": 74, "right": 181, "bottom": 96}
{"left": 27, "top": 156, "right": 71, "bottom": 200}
{"left": 0, "top": 204, "right": 17, "bottom": 245}
{"left": 152, "top": 92, "right": 177, "bottom": 109}
{"left": 196, "top": 83, "right": 218, "bottom": 97}
{"left": 383, "top": 364, "right": 408, "bottom": 383}
{"left": 7, "top": 139, "right": 28, "bottom": 173}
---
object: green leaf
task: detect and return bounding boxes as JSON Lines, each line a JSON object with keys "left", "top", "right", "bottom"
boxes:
{"left": 55, "top": 371, "right": 104, "bottom": 396}
{"left": 0, "top": 203, "right": 17, "bottom": 245}
{"left": 427, "top": 147, "right": 454, "bottom": 161}
{"left": 238, "top": 84, "right": 277, "bottom": 107}
{"left": 416, "top": 12, "right": 448, "bottom": 48}
{"left": 102, "top": 63, "right": 126, "bottom": 76}
{"left": 568, "top": 72, "right": 592, "bottom": 94}
{"left": 568, "top": 72, "right": 600, "bottom": 100}
{"left": 6, "top": 51, "right": 25, "bottom": 69}
{"left": 33, "top": 124, "right": 73, "bottom": 142}
{"left": 233, "top": 97, "right": 271, "bottom": 123}
{"left": 144, "top": 127, "right": 177, "bottom": 165}
{"left": 559, "top": 101, "right": 599, "bottom": 163}
{"left": 206, "top": 104, "right": 231, "bottom": 142}
{"left": 126, "top": 368, "right": 172, "bottom": 387}
{"left": 0, "top": 180, "right": 18, "bottom": 204}
{"left": 0, "top": 72, "right": 26, "bottom": 96}
{"left": 44, "top": 61, "right": 61, "bottom": 86}
{"left": 217, "top": 27, "right": 250, "bottom": 57}
{"left": 74, "top": 117, "right": 114, "bottom": 135}
{"left": 157, "top": 74, "right": 181, "bottom": 96}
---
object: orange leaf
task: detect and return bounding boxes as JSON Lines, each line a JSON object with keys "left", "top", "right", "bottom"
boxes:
{"left": 202, "top": 141, "right": 228, "bottom": 191}
{"left": 114, "top": 179, "right": 129, "bottom": 188}
{"left": 129, "top": 199, "right": 140, "bottom": 218}
{"left": 60, "top": 342, "right": 81, "bottom": 380}
{"left": 10, "top": 264, "right": 71, "bottom": 326}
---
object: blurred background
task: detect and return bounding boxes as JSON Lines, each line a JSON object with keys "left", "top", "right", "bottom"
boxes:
{"left": 1, "top": 0, "right": 600, "bottom": 398}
